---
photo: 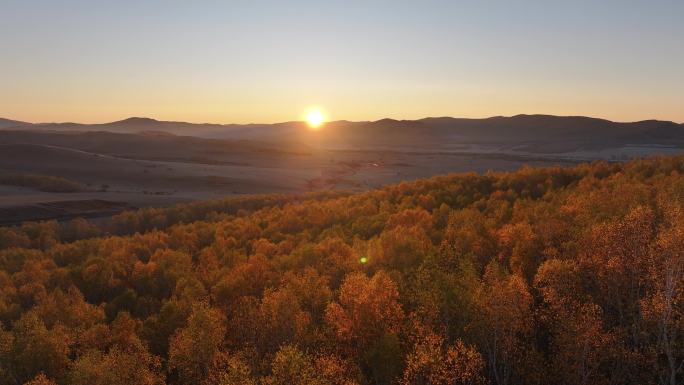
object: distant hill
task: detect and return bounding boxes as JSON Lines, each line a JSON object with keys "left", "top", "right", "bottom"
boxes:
{"left": 2, "top": 114, "right": 683, "bottom": 153}
{"left": 0, "top": 117, "right": 30, "bottom": 129}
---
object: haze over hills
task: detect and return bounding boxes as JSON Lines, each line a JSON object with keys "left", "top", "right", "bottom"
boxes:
{"left": 3, "top": 114, "right": 683, "bottom": 154}
{"left": 1, "top": 113, "right": 683, "bottom": 224}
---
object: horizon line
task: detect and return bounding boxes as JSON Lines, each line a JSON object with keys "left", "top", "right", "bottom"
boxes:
{"left": 2, "top": 113, "right": 683, "bottom": 127}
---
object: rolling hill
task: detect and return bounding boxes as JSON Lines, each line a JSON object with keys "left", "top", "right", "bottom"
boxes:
{"left": 1, "top": 155, "right": 683, "bottom": 385}
{"left": 3, "top": 114, "right": 683, "bottom": 154}
{"left": 0, "top": 117, "right": 30, "bottom": 129}
{"left": 1, "top": 114, "right": 683, "bottom": 224}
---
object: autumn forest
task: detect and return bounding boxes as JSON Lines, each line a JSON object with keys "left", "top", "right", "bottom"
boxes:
{"left": 1, "top": 156, "right": 684, "bottom": 385}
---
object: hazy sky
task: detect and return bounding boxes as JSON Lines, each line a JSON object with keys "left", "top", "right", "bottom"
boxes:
{"left": 1, "top": 0, "right": 683, "bottom": 123}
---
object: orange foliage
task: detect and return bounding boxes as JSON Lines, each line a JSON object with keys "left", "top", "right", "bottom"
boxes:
{"left": 325, "top": 271, "right": 404, "bottom": 348}
{"left": 2, "top": 156, "right": 684, "bottom": 384}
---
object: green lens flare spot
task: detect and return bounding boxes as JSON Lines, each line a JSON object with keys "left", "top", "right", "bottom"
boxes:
{"left": 359, "top": 257, "right": 368, "bottom": 264}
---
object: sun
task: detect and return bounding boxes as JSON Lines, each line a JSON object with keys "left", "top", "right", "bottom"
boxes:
{"left": 305, "top": 109, "right": 325, "bottom": 129}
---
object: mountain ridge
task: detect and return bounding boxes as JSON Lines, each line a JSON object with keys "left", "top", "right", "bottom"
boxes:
{"left": 2, "top": 114, "right": 681, "bottom": 128}
{"left": 2, "top": 114, "right": 683, "bottom": 153}
{"left": 0, "top": 117, "right": 31, "bottom": 129}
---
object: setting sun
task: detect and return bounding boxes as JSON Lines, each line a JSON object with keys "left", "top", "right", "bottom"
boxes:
{"left": 305, "top": 109, "right": 325, "bottom": 129}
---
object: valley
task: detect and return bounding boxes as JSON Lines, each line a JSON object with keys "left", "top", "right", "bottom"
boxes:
{"left": 1, "top": 114, "right": 682, "bottom": 224}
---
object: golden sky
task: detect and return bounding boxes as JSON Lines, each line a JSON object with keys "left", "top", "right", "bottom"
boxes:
{"left": 2, "top": 1, "right": 683, "bottom": 124}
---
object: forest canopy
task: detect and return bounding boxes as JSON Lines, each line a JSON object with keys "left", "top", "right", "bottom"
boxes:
{"left": 1, "top": 156, "right": 684, "bottom": 385}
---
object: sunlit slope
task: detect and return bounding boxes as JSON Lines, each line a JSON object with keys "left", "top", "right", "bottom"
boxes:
{"left": 1, "top": 156, "right": 684, "bottom": 384}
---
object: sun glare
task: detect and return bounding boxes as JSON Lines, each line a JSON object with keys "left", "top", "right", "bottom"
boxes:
{"left": 305, "top": 109, "right": 325, "bottom": 129}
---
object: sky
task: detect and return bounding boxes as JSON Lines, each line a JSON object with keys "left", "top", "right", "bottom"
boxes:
{"left": 1, "top": 0, "right": 683, "bottom": 124}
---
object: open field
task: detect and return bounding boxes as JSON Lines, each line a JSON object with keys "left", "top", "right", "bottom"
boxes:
{"left": 0, "top": 140, "right": 577, "bottom": 223}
